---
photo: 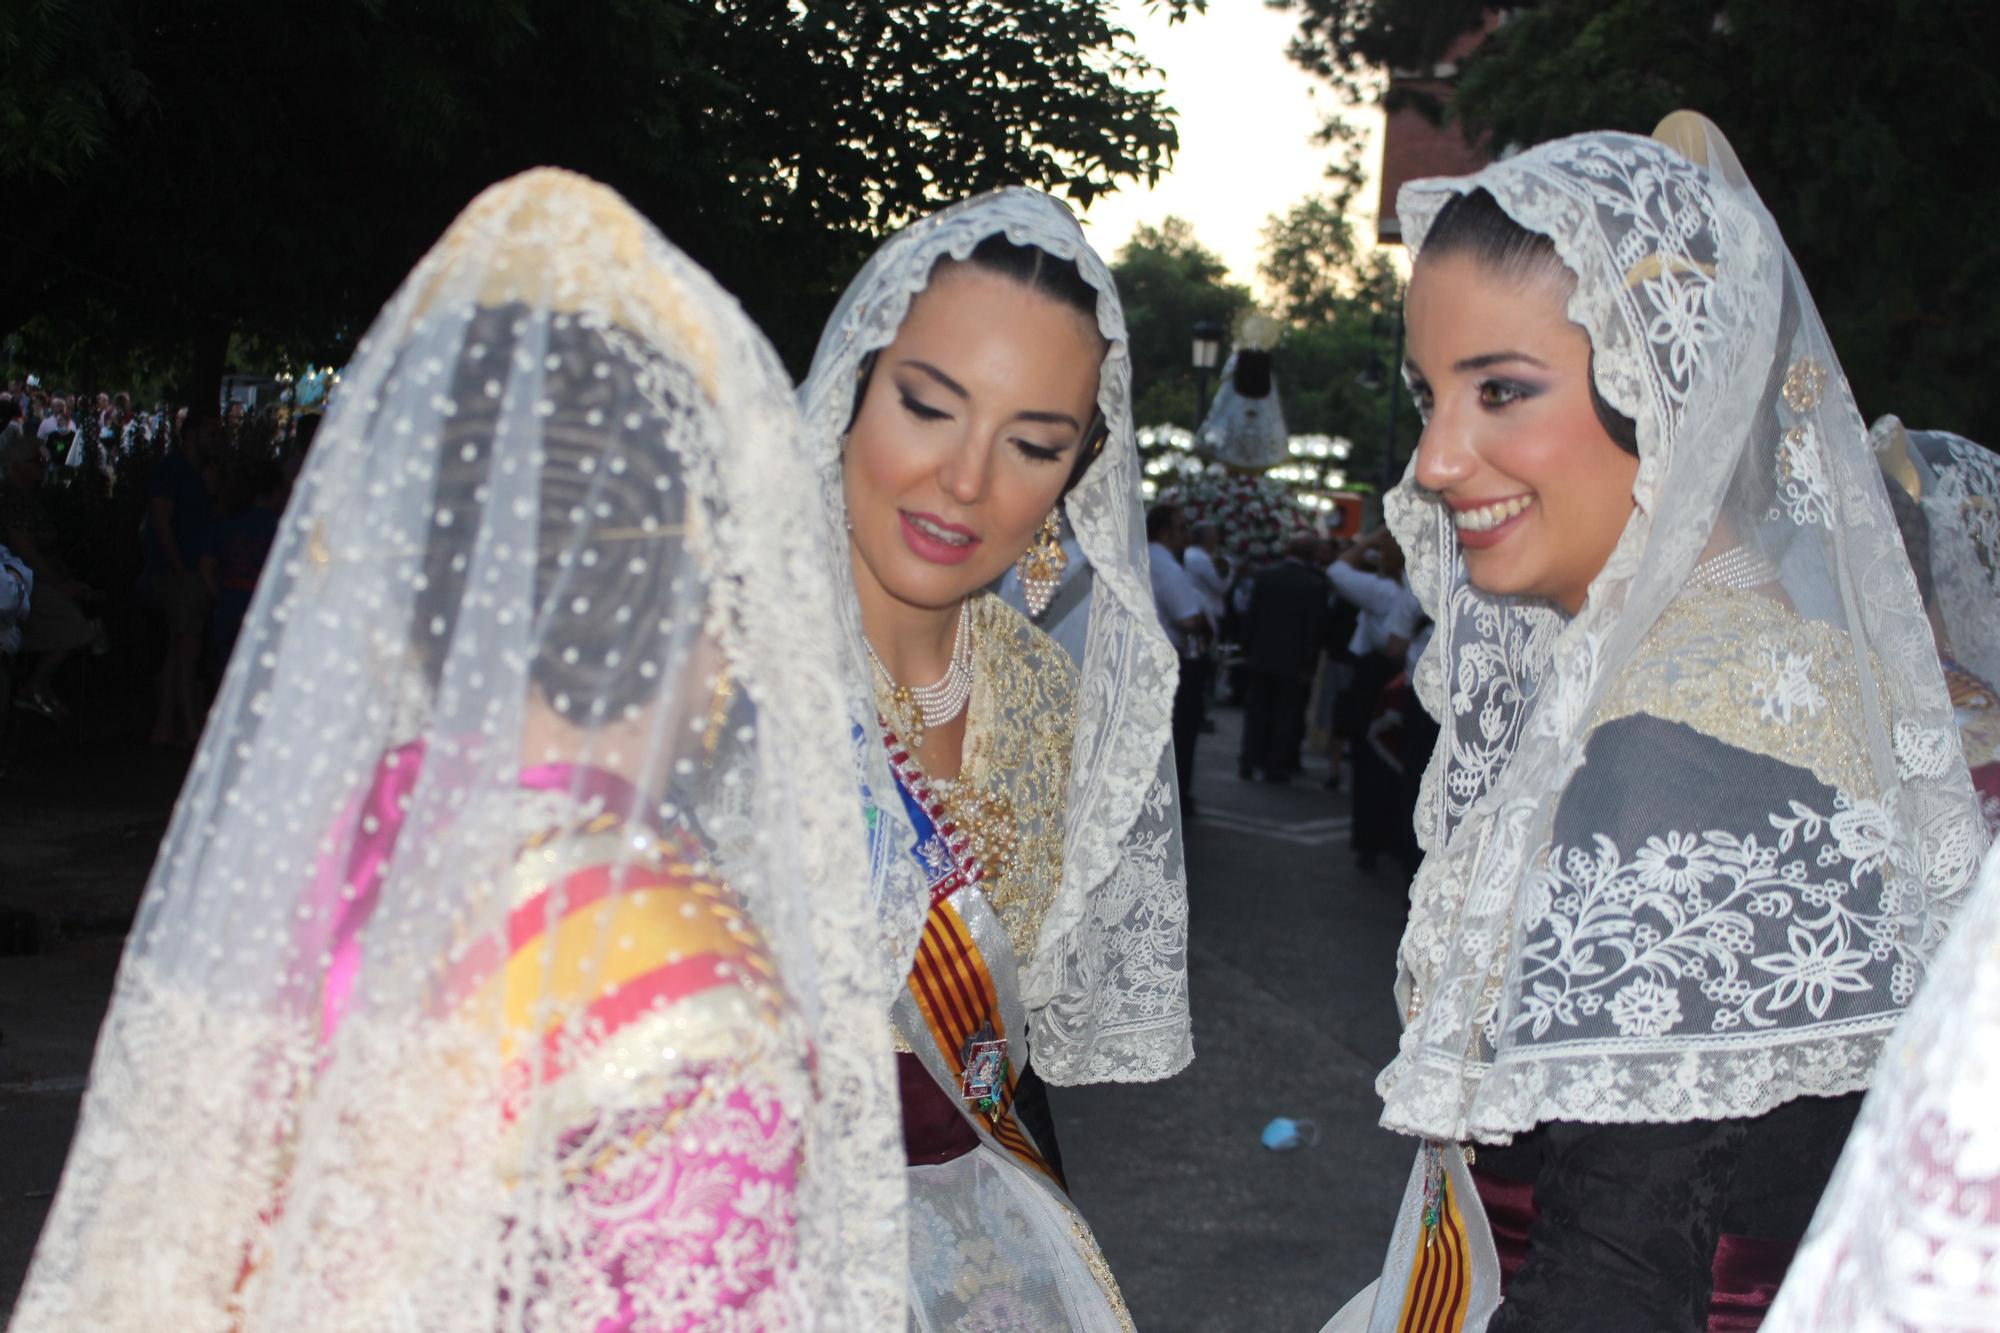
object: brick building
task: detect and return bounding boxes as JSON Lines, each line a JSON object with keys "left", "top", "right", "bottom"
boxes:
{"left": 1374, "top": 10, "right": 1502, "bottom": 244}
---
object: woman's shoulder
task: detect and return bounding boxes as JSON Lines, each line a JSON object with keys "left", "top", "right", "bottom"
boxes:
{"left": 1591, "top": 585, "right": 1873, "bottom": 798}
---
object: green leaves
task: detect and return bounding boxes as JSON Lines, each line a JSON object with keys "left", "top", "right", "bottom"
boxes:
{"left": 7, "top": 0, "right": 1184, "bottom": 391}
{"left": 1273, "top": 0, "right": 2000, "bottom": 443}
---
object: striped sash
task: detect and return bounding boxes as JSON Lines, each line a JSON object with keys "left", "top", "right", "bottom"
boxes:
{"left": 1393, "top": 1146, "right": 1474, "bottom": 1333}
{"left": 904, "top": 895, "right": 1058, "bottom": 1184}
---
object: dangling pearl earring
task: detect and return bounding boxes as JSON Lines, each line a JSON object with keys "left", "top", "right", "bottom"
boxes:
{"left": 1016, "top": 512, "right": 1067, "bottom": 618}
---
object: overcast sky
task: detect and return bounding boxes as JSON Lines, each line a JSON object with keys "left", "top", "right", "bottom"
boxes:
{"left": 1076, "top": 0, "right": 1384, "bottom": 296}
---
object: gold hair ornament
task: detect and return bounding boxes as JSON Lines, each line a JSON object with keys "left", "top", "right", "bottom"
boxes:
{"left": 1869, "top": 414, "right": 1924, "bottom": 502}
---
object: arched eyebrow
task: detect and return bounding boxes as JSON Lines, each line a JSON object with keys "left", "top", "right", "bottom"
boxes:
{"left": 1015, "top": 409, "right": 1082, "bottom": 429}
{"left": 1453, "top": 351, "right": 1550, "bottom": 373}
{"left": 898, "top": 358, "right": 1082, "bottom": 430}
{"left": 899, "top": 358, "right": 969, "bottom": 399}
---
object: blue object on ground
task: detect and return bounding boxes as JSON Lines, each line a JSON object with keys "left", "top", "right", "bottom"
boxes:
{"left": 1261, "top": 1116, "right": 1320, "bottom": 1151}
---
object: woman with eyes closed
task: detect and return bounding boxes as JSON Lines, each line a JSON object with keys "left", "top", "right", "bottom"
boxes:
{"left": 1324, "top": 115, "right": 1983, "bottom": 1333}
{"left": 798, "top": 188, "right": 1192, "bottom": 1332}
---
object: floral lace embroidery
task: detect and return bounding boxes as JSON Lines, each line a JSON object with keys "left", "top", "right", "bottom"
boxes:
{"left": 1519, "top": 788, "right": 1919, "bottom": 1047}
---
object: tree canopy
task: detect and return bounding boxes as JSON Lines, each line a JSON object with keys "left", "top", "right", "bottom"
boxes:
{"left": 1112, "top": 217, "right": 1251, "bottom": 429}
{"left": 1270, "top": 0, "right": 2000, "bottom": 443}
{"left": 3, "top": 0, "right": 1194, "bottom": 399}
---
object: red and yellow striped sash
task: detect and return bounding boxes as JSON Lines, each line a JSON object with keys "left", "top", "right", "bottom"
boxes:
{"left": 1395, "top": 1158, "right": 1473, "bottom": 1333}
{"left": 905, "top": 897, "right": 1058, "bottom": 1185}
{"left": 447, "top": 838, "right": 782, "bottom": 1101}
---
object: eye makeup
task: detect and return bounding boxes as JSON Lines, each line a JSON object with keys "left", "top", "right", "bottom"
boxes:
{"left": 1476, "top": 377, "right": 1544, "bottom": 409}
{"left": 898, "top": 389, "right": 951, "bottom": 422}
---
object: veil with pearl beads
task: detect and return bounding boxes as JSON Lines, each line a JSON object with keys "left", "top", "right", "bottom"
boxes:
{"left": 10, "top": 169, "right": 912, "bottom": 1331}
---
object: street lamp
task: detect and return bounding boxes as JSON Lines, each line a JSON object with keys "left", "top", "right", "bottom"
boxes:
{"left": 1190, "top": 318, "right": 1223, "bottom": 429}
{"left": 1380, "top": 311, "right": 1406, "bottom": 496}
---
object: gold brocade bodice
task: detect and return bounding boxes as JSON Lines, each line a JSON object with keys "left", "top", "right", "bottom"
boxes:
{"left": 958, "top": 594, "right": 1078, "bottom": 959}
{"left": 918, "top": 594, "right": 1079, "bottom": 960}
{"left": 1590, "top": 584, "right": 1878, "bottom": 799}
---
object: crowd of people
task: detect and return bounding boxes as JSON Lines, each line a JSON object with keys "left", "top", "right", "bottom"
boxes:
{"left": 1143, "top": 507, "right": 1433, "bottom": 871}
{"left": 0, "top": 384, "right": 318, "bottom": 770}
{"left": 6, "top": 111, "right": 2000, "bottom": 1333}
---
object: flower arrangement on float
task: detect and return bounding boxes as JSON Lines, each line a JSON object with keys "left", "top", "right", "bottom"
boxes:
{"left": 1156, "top": 468, "right": 1315, "bottom": 562}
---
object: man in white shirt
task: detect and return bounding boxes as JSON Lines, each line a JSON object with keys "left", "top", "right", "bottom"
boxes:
{"left": 1326, "top": 528, "right": 1423, "bottom": 869}
{"left": 1182, "top": 522, "right": 1228, "bottom": 722}
{"left": 1148, "top": 502, "right": 1208, "bottom": 820}
{"left": 1182, "top": 522, "right": 1227, "bottom": 627}
{"left": 1326, "top": 530, "right": 1421, "bottom": 667}
{"left": 37, "top": 398, "right": 71, "bottom": 441}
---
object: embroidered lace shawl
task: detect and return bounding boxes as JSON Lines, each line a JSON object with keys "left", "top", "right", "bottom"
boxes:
{"left": 1872, "top": 418, "right": 2000, "bottom": 833}
{"left": 798, "top": 188, "right": 1192, "bottom": 1086}
{"left": 1906, "top": 426, "right": 2000, "bottom": 694}
{"left": 1381, "top": 125, "right": 1986, "bottom": 1143}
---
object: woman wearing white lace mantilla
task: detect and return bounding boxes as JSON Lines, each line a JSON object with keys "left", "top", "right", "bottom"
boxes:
{"left": 9, "top": 170, "right": 911, "bottom": 1332}
{"left": 1325, "top": 115, "right": 1985, "bottom": 1333}
{"left": 798, "top": 188, "right": 1192, "bottom": 1331}
{"left": 1872, "top": 416, "right": 2000, "bottom": 835}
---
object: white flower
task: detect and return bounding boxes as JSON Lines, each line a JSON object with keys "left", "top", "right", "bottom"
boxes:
{"left": 1632, "top": 831, "right": 1720, "bottom": 896}
{"left": 1643, "top": 269, "right": 1718, "bottom": 389}
{"left": 1751, "top": 647, "right": 1826, "bottom": 726}
{"left": 1753, "top": 925, "right": 1874, "bottom": 1019}
{"left": 1606, "top": 978, "right": 1683, "bottom": 1038}
{"left": 1830, "top": 797, "right": 1899, "bottom": 879}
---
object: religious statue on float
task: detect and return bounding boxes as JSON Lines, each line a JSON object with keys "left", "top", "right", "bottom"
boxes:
{"left": 1195, "top": 313, "right": 1289, "bottom": 472}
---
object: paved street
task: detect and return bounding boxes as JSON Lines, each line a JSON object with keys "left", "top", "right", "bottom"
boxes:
{"left": 0, "top": 703, "right": 1414, "bottom": 1330}
{"left": 1053, "top": 705, "right": 1411, "bottom": 1332}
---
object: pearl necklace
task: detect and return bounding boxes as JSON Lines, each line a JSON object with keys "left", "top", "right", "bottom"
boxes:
{"left": 1689, "top": 545, "right": 1781, "bottom": 591}
{"left": 866, "top": 602, "right": 973, "bottom": 746}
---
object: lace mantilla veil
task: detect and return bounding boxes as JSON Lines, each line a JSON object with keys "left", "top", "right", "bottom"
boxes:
{"left": 797, "top": 188, "right": 1193, "bottom": 1085}
{"left": 1380, "top": 118, "right": 1986, "bottom": 1144}
{"left": 1872, "top": 417, "right": 2000, "bottom": 696}
{"left": 10, "top": 170, "right": 909, "bottom": 1330}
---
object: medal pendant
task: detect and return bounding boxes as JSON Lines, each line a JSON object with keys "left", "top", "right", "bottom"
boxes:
{"left": 961, "top": 1032, "right": 1008, "bottom": 1113}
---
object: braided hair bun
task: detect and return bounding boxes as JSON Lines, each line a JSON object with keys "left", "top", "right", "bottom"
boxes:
{"left": 418, "top": 304, "right": 703, "bottom": 725}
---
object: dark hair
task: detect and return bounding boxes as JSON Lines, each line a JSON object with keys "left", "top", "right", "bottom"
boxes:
{"left": 848, "top": 233, "right": 1110, "bottom": 495}
{"left": 420, "top": 306, "right": 692, "bottom": 724}
{"left": 0, "top": 399, "right": 18, "bottom": 428}
{"left": 1421, "top": 189, "right": 1640, "bottom": 456}
{"left": 1146, "top": 501, "right": 1182, "bottom": 543}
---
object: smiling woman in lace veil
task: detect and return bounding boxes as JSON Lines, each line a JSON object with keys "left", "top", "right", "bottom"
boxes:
{"left": 8, "top": 169, "right": 910, "bottom": 1332}
{"left": 1324, "top": 116, "right": 1985, "bottom": 1333}
{"left": 797, "top": 187, "right": 1191, "bottom": 1330}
